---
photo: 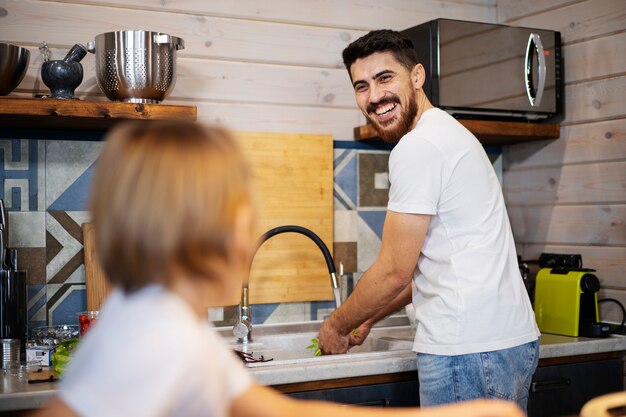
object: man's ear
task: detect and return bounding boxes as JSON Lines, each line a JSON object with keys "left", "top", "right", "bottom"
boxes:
{"left": 412, "top": 64, "right": 426, "bottom": 90}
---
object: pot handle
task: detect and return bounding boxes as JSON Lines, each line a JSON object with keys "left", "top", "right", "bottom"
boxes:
{"left": 153, "top": 34, "right": 185, "bottom": 50}
{"left": 86, "top": 41, "right": 96, "bottom": 54}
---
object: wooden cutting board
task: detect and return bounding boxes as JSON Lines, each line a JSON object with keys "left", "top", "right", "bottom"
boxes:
{"left": 83, "top": 131, "right": 334, "bottom": 310}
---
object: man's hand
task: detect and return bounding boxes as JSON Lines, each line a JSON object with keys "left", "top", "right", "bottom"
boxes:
{"left": 318, "top": 316, "right": 350, "bottom": 354}
{"left": 348, "top": 321, "right": 372, "bottom": 347}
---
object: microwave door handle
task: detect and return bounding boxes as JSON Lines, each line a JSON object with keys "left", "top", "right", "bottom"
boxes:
{"left": 525, "top": 33, "right": 547, "bottom": 107}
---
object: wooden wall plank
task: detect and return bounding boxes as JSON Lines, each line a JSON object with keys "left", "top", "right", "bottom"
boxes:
{"left": 508, "top": 204, "right": 626, "bottom": 246}
{"left": 504, "top": 160, "right": 626, "bottom": 205}
{"left": 0, "top": 0, "right": 496, "bottom": 68}
{"left": 188, "top": 102, "right": 365, "bottom": 141}
{"left": 0, "top": 0, "right": 361, "bottom": 68}
{"left": 14, "top": 52, "right": 356, "bottom": 108}
{"left": 565, "top": 32, "right": 626, "bottom": 84}
{"left": 516, "top": 244, "right": 626, "bottom": 288}
{"left": 54, "top": 0, "right": 495, "bottom": 30}
{"left": 501, "top": 0, "right": 626, "bottom": 45}
{"left": 563, "top": 75, "right": 626, "bottom": 125}
{"left": 504, "top": 119, "right": 626, "bottom": 169}
{"left": 497, "top": 0, "right": 579, "bottom": 24}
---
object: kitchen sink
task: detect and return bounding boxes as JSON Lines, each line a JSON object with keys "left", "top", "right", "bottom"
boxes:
{"left": 217, "top": 316, "right": 415, "bottom": 367}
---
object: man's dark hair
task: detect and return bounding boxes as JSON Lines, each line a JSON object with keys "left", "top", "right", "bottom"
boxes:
{"left": 342, "top": 30, "right": 419, "bottom": 76}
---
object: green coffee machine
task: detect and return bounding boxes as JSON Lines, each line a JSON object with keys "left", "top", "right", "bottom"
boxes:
{"left": 534, "top": 254, "right": 610, "bottom": 338}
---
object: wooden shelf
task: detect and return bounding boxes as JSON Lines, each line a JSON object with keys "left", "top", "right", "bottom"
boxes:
{"left": 0, "top": 97, "right": 197, "bottom": 138}
{"left": 354, "top": 119, "right": 560, "bottom": 146}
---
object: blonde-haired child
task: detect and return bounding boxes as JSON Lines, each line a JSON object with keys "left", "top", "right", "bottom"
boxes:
{"left": 31, "top": 121, "right": 523, "bottom": 417}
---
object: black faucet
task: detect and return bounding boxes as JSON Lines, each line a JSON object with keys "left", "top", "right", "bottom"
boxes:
{"left": 234, "top": 225, "right": 340, "bottom": 343}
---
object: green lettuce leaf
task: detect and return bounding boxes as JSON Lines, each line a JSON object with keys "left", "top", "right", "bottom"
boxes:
{"left": 51, "top": 338, "right": 80, "bottom": 376}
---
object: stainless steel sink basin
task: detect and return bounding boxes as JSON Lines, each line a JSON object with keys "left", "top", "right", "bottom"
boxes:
{"left": 218, "top": 316, "right": 415, "bottom": 367}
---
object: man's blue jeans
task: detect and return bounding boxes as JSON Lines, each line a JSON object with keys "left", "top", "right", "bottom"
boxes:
{"left": 416, "top": 339, "right": 540, "bottom": 412}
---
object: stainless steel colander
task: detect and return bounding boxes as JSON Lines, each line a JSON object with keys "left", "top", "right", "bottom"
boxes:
{"left": 88, "top": 30, "right": 184, "bottom": 103}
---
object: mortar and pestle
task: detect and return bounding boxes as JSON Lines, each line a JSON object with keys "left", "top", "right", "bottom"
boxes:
{"left": 41, "top": 43, "right": 87, "bottom": 99}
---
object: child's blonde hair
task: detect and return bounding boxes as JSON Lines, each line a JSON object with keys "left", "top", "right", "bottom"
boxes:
{"left": 89, "top": 121, "right": 253, "bottom": 293}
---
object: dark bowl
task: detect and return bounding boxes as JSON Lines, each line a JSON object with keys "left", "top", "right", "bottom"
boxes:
{"left": 0, "top": 43, "right": 30, "bottom": 95}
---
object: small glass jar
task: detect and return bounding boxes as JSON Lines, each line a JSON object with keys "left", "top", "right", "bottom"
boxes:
{"left": 77, "top": 311, "right": 99, "bottom": 336}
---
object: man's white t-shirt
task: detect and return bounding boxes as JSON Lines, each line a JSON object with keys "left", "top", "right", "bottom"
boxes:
{"left": 59, "top": 285, "right": 253, "bottom": 417}
{"left": 388, "top": 108, "right": 540, "bottom": 355}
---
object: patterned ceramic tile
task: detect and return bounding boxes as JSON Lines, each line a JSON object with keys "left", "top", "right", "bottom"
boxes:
{"left": 334, "top": 210, "right": 358, "bottom": 242}
{"left": 46, "top": 283, "right": 86, "bottom": 326}
{"left": 16, "top": 247, "right": 46, "bottom": 285}
{"left": 358, "top": 210, "right": 386, "bottom": 240}
{"left": 8, "top": 211, "right": 46, "bottom": 248}
{"left": 0, "top": 139, "right": 43, "bottom": 211}
{"left": 310, "top": 301, "right": 335, "bottom": 321}
{"left": 46, "top": 211, "right": 86, "bottom": 285}
{"left": 356, "top": 214, "right": 383, "bottom": 273}
{"left": 27, "top": 284, "right": 47, "bottom": 331}
{"left": 251, "top": 303, "right": 280, "bottom": 324}
{"left": 358, "top": 152, "right": 390, "bottom": 208}
{"left": 334, "top": 242, "right": 357, "bottom": 273}
{"left": 45, "top": 140, "right": 102, "bottom": 210}
{"left": 333, "top": 149, "right": 357, "bottom": 210}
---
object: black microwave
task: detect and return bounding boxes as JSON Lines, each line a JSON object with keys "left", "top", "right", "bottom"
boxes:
{"left": 402, "top": 19, "right": 563, "bottom": 121}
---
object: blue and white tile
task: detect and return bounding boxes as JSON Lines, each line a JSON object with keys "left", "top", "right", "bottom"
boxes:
{"left": 45, "top": 140, "right": 102, "bottom": 210}
{"left": 46, "top": 283, "right": 86, "bottom": 326}
{"left": 28, "top": 284, "right": 47, "bottom": 330}
{"left": 8, "top": 211, "right": 46, "bottom": 248}
{"left": 46, "top": 211, "right": 87, "bottom": 285}
{"left": 67, "top": 211, "right": 92, "bottom": 228}
{"left": 334, "top": 210, "right": 358, "bottom": 243}
{"left": 333, "top": 149, "right": 357, "bottom": 210}
{"left": 356, "top": 213, "right": 384, "bottom": 272}
{"left": 310, "top": 301, "right": 335, "bottom": 321}
{"left": 0, "top": 139, "right": 44, "bottom": 211}
{"left": 259, "top": 302, "right": 307, "bottom": 324}
{"left": 357, "top": 151, "right": 390, "bottom": 209}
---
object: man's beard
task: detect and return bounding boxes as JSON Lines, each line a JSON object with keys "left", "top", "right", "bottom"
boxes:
{"left": 367, "top": 92, "right": 418, "bottom": 144}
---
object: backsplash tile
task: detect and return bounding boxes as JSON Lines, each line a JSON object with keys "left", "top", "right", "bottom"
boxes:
{"left": 44, "top": 140, "right": 102, "bottom": 210}
{"left": 333, "top": 148, "right": 357, "bottom": 210}
{"left": 46, "top": 211, "right": 86, "bottom": 285}
{"left": 27, "top": 284, "right": 47, "bottom": 329}
{"left": 358, "top": 152, "right": 390, "bottom": 208}
{"left": 46, "top": 283, "right": 86, "bottom": 326}
{"left": 3, "top": 137, "right": 500, "bottom": 336}
{"left": 333, "top": 242, "right": 357, "bottom": 273}
{"left": 0, "top": 139, "right": 42, "bottom": 211}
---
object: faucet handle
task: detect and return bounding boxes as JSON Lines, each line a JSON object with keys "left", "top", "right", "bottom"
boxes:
{"left": 233, "top": 301, "right": 252, "bottom": 342}
{"left": 233, "top": 321, "right": 250, "bottom": 339}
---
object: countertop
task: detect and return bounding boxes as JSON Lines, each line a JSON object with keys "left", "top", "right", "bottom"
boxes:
{"left": 1, "top": 330, "right": 625, "bottom": 412}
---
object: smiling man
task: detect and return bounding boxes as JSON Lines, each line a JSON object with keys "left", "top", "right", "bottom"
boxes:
{"left": 318, "top": 30, "right": 540, "bottom": 412}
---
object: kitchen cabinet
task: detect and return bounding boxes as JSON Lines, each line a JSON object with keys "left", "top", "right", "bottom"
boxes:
{"left": 0, "top": 97, "right": 197, "bottom": 140}
{"left": 528, "top": 353, "right": 623, "bottom": 417}
{"left": 275, "top": 352, "right": 624, "bottom": 416}
{"left": 288, "top": 380, "right": 419, "bottom": 407}
{"left": 278, "top": 372, "right": 419, "bottom": 407}
{"left": 354, "top": 119, "right": 560, "bottom": 146}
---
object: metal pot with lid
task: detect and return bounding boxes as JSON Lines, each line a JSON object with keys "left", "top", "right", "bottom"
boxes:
{"left": 87, "top": 30, "right": 185, "bottom": 103}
